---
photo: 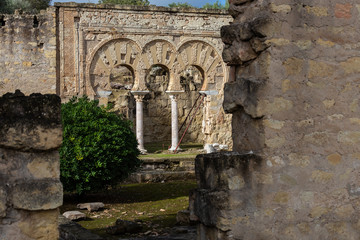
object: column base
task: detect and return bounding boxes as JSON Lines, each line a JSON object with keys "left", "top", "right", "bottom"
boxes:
{"left": 138, "top": 148, "right": 147, "bottom": 154}
{"left": 168, "top": 146, "right": 182, "bottom": 152}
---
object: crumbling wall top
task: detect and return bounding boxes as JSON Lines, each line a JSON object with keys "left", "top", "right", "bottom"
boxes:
{"left": 54, "top": 2, "right": 229, "bottom": 15}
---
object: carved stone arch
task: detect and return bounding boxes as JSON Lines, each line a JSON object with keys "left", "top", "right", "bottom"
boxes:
{"left": 177, "top": 40, "right": 226, "bottom": 91}
{"left": 141, "top": 39, "right": 181, "bottom": 91}
{"left": 85, "top": 37, "right": 142, "bottom": 97}
{"left": 142, "top": 39, "right": 177, "bottom": 70}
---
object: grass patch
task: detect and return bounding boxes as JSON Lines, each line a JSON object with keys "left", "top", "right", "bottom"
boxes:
{"left": 144, "top": 142, "right": 203, "bottom": 153}
{"left": 61, "top": 180, "right": 197, "bottom": 239}
{"left": 139, "top": 153, "right": 198, "bottom": 159}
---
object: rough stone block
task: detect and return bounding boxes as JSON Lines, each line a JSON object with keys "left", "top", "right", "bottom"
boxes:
{"left": 0, "top": 91, "right": 62, "bottom": 151}
{"left": 63, "top": 211, "right": 87, "bottom": 221}
{"left": 11, "top": 179, "right": 63, "bottom": 210}
{"left": 195, "top": 152, "right": 262, "bottom": 190}
{"left": 0, "top": 186, "right": 7, "bottom": 217}
{"left": 77, "top": 202, "right": 104, "bottom": 212}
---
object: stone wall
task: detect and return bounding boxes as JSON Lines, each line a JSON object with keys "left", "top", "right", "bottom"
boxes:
{"left": 0, "top": 90, "right": 63, "bottom": 239}
{"left": 0, "top": 4, "right": 233, "bottom": 148}
{"left": 57, "top": 3, "right": 232, "bottom": 146}
{"left": 194, "top": 0, "right": 360, "bottom": 239}
{"left": 0, "top": 9, "right": 58, "bottom": 96}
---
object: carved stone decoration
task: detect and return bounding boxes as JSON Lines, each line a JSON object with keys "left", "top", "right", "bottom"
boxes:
{"left": 178, "top": 41, "right": 225, "bottom": 91}
{"left": 142, "top": 40, "right": 177, "bottom": 70}
{"left": 87, "top": 38, "right": 141, "bottom": 97}
{"left": 142, "top": 40, "right": 179, "bottom": 91}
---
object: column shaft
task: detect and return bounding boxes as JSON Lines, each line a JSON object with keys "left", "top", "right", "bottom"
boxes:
{"left": 169, "top": 94, "right": 179, "bottom": 151}
{"left": 134, "top": 95, "right": 146, "bottom": 153}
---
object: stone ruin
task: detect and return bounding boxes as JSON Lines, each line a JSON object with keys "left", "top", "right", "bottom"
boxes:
{"left": 1, "top": 0, "right": 360, "bottom": 239}
{"left": 193, "top": 0, "right": 360, "bottom": 239}
{"left": 0, "top": 90, "right": 62, "bottom": 239}
{"left": 0, "top": 4, "right": 233, "bottom": 152}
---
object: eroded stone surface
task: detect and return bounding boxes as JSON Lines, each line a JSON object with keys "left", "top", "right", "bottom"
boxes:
{"left": 77, "top": 202, "right": 104, "bottom": 212}
{"left": 63, "top": 211, "right": 87, "bottom": 221}
{"left": 195, "top": 0, "right": 360, "bottom": 239}
{"left": 0, "top": 91, "right": 62, "bottom": 239}
{"left": 11, "top": 180, "right": 63, "bottom": 211}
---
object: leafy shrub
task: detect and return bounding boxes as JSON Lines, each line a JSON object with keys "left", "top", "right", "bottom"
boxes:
{"left": 60, "top": 96, "right": 141, "bottom": 195}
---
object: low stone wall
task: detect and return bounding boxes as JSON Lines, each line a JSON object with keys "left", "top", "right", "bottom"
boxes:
{"left": 194, "top": 152, "right": 263, "bottom": 239}
{"left": 0, "top": 90, "right": 63, "bottom": 239}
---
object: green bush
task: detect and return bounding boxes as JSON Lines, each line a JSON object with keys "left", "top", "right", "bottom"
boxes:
{"left": 60, "top": 96, "right": 141, "bottom": 195}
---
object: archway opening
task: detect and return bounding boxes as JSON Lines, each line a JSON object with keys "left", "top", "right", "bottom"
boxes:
{"left": 142, "top": 64, "right": 171, "bottom": 144}
{"left": 107, "top": 65, "right": 135, "bottom": 119}
{"left": 176, "top": 65, "right": 205, "bottom": 144}
{"left": 109, "top": 64, "right": 134, "bottom": 90}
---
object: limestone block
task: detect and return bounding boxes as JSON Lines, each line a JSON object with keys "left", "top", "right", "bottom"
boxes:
{"left": 0, "top": 186, "right": 7, "bottom": 217}
{"left": 11, "top": 179, "right": 63, "bottom": 210}
{"left": 27, "top": 151, "right": 60, "bottom": 179}
{"left": 63, "top": 211, "right": 86, "bottom": 221}
{"left": 0, "top": 91, "right": 62, "bottom": 151}
{"left": 195, "top": 152, "right": 262, "bottom": 190}
{"left": 12, "top": 209, "right": 60, "bottom": 240}
{"left": 77, "top": 202, "right": 104, "bottom": 212}
{"left": 222, "top": 40, "right": 257, "bottom": 65}
{"left": 194, "top": 189, "right": 230, "bottom": 227}
{"left": 194, "top": 189, "right": 247, "bottom": 231}
{"left": 221, "top": 23, "right": 253, "bottom": 44}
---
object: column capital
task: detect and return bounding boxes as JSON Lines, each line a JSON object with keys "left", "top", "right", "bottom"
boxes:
{"left": 134, "top": 95, "right": 146, "bottom": 102}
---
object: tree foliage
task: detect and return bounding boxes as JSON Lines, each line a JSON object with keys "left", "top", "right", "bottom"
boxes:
{"left": 60, "top": 97, "right": 141, "bottom": 195}
{"left": 202, "top": 0, "right": 229, "bottom": 9}
{"left": 0, "top": 0, "right": 50, "bottom": 13}
{"left": 98, "top": 0, "right": 150, "bottom": 6}
{"left": 168, "top": 0, "right": 229, "bottom": 9}
{"left": 168, "top": 2, "right": 194, "bottom": 8}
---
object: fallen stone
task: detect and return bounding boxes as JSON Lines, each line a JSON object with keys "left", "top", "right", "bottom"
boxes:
{"left": 77, "top": 202, "right": 104, "bottom": 212}
{"left": 106, "top": 219, "right": 143, "bottom": 235}
{"left": 59, "top": 215, "right": 103, "bottom": 240}
{"left": 63, "top": 211, "right": 86, "bottom": 221}
{"left": 204, "top": 144, "right": 216, "bottom": 153}
{"left": 176, "top": 210, "right": 190, "bottom": 224}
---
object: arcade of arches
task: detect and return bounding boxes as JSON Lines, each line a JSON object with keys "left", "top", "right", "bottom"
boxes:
{"left": 58, "top": 3, "right": 233, "bottom": 151}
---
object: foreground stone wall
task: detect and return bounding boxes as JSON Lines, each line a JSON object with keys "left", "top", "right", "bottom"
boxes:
{"left": 194, "top": 0, "right": 360, "bottom": 239}
{"left": 0, "top": 9, "right": 58, "bottom": 96}
{"left": 0, "top": 90, "right": 63, "bottom": 239}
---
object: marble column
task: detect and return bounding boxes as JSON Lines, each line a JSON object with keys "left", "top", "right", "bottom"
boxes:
{"left": 131, "top": 92, "right": 148, "bottom": 154}
{"left": 167, "top": 92, "right": 183, "bottom": 151}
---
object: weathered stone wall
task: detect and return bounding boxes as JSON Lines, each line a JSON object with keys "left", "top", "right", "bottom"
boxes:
{"left": 0, "top": 90, "right": 63, "bottom": 239}
{"left": 0, "top": 9, "right": 57, "bottom": 96}
{"left": 194, "top": 0, "right": 360, "bottom": 239}
{"left": 0, "top": 4, "right": 233, "bottom": 148}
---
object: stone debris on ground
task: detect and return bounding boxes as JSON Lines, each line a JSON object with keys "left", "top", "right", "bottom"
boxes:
{"left": 62, "top": 211, "right": 87, "bottom": 221}
{"left": 117, "top": 225, "right": 197, "bottom": 240}
{"left": 106, "top": 219, "right": 143, "bottom": 235}
{"left": 176, "top": 209, "right": 191, "bottom": 224}
{"left": 59, "top": 215, "right": 104, "bottom": 240}
{"left": 204, "top": 143, "right": 229, "bottom": 153}
{"left": 77, "top": 202, "right": 105, "bottom": 212}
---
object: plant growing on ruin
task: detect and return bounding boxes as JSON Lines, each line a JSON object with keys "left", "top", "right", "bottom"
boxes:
{"left": 202, "top": 0, "right": 229, "bottom": 9}
{"left": 168, "top": 2, "right": 194, "bottom": 8}
{"left": 0, "top": 0, "right": 50, "bottom": 13}
{"left": 98, "top": 0, "right": 150, "bottom": 6}
{"left": 60, "top": 96, "right": 141, "bottom": 195}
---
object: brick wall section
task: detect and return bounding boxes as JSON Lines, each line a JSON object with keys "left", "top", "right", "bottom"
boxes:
{"left": 0, "top": 8, "right": 57, "bottom": 96}
{"left": 0, "top": 90, "right": 63, "bottom": 239}
{"left": 194, "top": 0, "right": 360, "bottom": 239}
